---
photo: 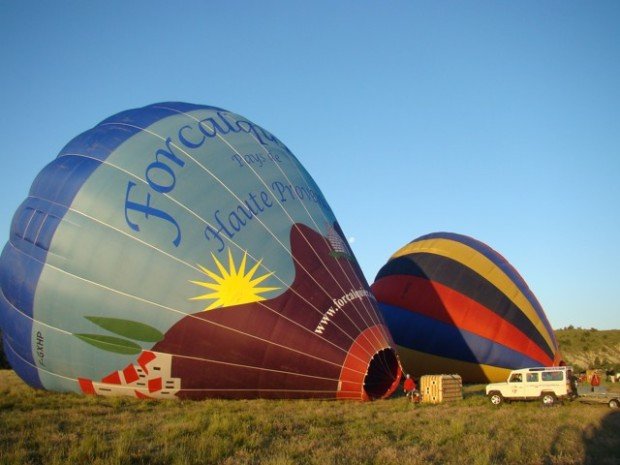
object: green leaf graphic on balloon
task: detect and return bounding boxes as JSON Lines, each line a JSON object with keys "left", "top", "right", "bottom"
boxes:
{"left": 74, "top": 334, "right": 142, "bottom": 355}
{"left": 74, "top": 317, "right": 164, "bottom": 354}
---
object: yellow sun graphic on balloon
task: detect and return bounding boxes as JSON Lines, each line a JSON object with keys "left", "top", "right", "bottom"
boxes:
{"left": 190, "top": 249, "right": 279, "bottom": 311}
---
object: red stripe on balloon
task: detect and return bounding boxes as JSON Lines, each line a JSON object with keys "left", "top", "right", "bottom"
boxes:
{"left": 123, "top": 365, "right": 139, "bottom": 384}
{"left": 148, "top": 377, "right": 163, "bottom": 393}
{"left": 101, "top": 371, "right": 122, "bottom": 385}
{"left": 372, "top": 275, "right": 553, "bottom": 366}
{"left": 336, "top": 324, "right": 401, "bottom": 400}
{"left": 78, "top": 378, "right": 96, "bottom": 395}
{"left": 135, "top": 390, "right": 154, "bottom": 399}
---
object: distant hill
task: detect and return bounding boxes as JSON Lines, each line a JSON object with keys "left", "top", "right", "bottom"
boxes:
{"left": 555, "top": 327, "right": 620, "bottom": 373}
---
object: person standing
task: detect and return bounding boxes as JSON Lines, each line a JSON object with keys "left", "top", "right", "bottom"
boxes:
{"left": 590, "top": 372, "right": 601, "bottom": 392}
{"left": 403, "top": 374, "right": 418, "bottom": 402}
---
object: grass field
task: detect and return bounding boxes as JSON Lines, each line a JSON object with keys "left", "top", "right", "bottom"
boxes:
{"left": 1, "top": 370, "right": 619, "bottom": 465}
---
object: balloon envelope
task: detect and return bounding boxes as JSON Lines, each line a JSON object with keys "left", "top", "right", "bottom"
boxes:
{"left": 0, "top": 102, "right": 400, "bottom": 400}
{"left": 371, "top": 232, "right": 562, "bottom": 383}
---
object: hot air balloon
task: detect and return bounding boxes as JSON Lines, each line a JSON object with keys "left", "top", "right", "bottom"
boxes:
{"left": 371, "top": 232, "right": 563, "bottom": 384}
{"left": 0, "top": 102, "right": 400, "bottom": 400}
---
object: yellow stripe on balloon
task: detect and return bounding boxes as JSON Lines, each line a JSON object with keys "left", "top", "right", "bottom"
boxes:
{"left": 391, "top": 238, "right": 555, "bottom": 352}
{"left": 397, "top": 345, "right": 512, "bottom": 384}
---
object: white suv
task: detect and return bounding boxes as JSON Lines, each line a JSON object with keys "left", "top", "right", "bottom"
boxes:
{"left": 486, "top": 366, "right": 575, "bottom": 406}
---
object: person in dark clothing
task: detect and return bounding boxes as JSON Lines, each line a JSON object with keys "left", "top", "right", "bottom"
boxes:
{"left": 568, "top": 370, "right": 578, "bottom": 399}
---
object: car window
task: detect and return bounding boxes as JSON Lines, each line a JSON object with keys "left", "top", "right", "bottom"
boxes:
{"left": 526, "top": 373, "right": 539, "bottom": 382}
{"left": 541, "top": 371, "right": 563, "bottom": 381}
{"left": 509, "top": 373, "right": 523, "bottom": 383}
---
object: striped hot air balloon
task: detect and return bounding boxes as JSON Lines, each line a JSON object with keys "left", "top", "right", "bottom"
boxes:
{"left": 371, "top": 232, "right": 563, "bottom": 384}
{"left": 0, "top": 102, "right": 400, "bottom": 400}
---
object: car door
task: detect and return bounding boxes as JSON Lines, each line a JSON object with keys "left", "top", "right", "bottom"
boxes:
{"left": 508, "top": 372, "right": 525, "bottom": 398}
{"left": 525, "top": 372, "right": 541, "bottom": 398}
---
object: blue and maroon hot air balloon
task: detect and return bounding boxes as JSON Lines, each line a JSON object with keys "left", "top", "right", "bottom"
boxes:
{"left": 0, "top": 102, "right": 400, "bottom": 400}
{"left": 371, "top": 232, "right": 563, "bottom": 384}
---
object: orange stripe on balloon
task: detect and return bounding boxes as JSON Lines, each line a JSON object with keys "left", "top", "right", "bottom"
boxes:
{"left": 372, "top": 275, "right": 554, "bottom": 366}
{"left": 337, "top": 324, "right": 401, "bottom": 400}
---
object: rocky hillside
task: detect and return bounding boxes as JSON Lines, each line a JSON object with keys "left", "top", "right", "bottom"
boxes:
{"left": 555, "top": 327, "right": 620, "bottom": 372}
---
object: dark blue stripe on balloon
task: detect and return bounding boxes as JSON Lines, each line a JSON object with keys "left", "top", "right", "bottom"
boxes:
{"left": 0, "top": 156, "right": 104, "bottom": 321}
{"left": 0, "top": 287, "right": 43, "bottom": 388}
{"left": 99, "top": 102, "right": 225, "bottom": 127}
{"left": 379, "top": 302, "right": 543, "bottom": 369}
{"left": 411, "top": 232, "right": 555, "bottom": 344}
{"left": 58, "top": 125, "right": 141, "bottom": 161}
{"left": 375, "top": 253, "right": 555, "bottom": 359}
{"left": 0, "top": 244, "right": 45, "bottom": 319}
{"left": 3, "top": 338, "right": 42, "bottom": 389}
{"left": 31, "top": 156, "right": 103, "bottom": 208}
{"left": 58, "top": 102, "right": 224, "bottom": 161}
{"left": 0, "top": 102, "right": 220, "bottom": 387}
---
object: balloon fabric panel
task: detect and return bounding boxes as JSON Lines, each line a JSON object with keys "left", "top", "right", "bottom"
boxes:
{"left": 415, "top": 232, "right": 552, "bottom": 330}
{"left": 380, "top": 302, "right": 547, "bottom": 368}
{"left": 390, "top": 236, "right": 557, "bottom": 350}
{"left": 371, "top": 232, "right": 562, "bottom": 384}
{"left": 0, "top": 103, "right": 401, "bottom": 400}
{"left": 372, "top": 274, "right": 554, "bottom": 365}
{"left": 375, "top": 254, "right": 555, "bottom": 359}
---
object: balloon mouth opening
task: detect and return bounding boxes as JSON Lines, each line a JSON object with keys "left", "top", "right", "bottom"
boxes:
{"left": 363, "top": 348, "right": 401, "bottom": 400}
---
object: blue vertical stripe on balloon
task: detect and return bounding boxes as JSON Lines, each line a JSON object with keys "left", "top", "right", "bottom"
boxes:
{"left": 0, "top": 287, "right": 43, "bottom": 388}
{"left": 379, "top": 302, "right": 542, "bottom": 369}
{"left": 98, "top": 102, "right": 223, "bottom": 128}
{"left": 58, "top": 103, "right": 224, "bottom": 162}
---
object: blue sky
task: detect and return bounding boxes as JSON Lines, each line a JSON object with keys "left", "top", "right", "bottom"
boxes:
{"left": 1, "top": 1, "right": 618, "bottom": 329}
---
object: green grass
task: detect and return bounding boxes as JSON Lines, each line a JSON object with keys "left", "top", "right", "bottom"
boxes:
{"left": 1, "top": 371, "right": 619, "bottom": 465}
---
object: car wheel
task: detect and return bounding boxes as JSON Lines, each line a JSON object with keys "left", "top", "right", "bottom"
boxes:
{"left": 541, "top": 393, "right": 556, "bottom": 406}
{"left": 489, "top": 392, "right": 503, "bottom": 406}
{"left": 609, "top": 399, "right": 619, "bottom": 409}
